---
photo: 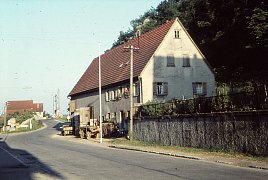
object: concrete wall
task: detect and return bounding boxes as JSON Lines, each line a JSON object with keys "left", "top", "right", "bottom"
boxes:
{"left": 141, "top": 20, "right": 215, "bottom": 103}
{"left": 133, "top": 111, "right": 268, "bottom": 156}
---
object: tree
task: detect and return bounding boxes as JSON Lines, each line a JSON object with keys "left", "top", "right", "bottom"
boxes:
{"left": 247, "top": 7, "right": 268, "bottom": 47}
{"left": 111, "top": 0, "right": 268, "bottom": 83}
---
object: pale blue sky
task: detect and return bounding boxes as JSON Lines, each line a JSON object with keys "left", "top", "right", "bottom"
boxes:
{"left": 0, "top": 0, "right": 162, "bottom": 114}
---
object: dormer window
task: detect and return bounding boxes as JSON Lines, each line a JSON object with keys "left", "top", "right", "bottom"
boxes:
{"left": 174, "top": 29, "right": 180, "bottom": 39}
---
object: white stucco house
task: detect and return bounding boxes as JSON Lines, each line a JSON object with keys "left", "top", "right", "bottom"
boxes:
{"left": 69, "top": 17, "right": 215, "bottom": 129}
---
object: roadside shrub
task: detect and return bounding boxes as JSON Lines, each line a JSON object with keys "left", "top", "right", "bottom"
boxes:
{"left": 7, "top": 111, "right": 34, "bottom": 124}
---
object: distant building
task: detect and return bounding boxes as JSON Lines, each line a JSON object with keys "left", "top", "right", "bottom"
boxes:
{"left": 6, "top": 100, "right": 43, "bottom": 117}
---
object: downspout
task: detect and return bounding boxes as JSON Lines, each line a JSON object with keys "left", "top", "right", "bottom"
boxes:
{"left": 138, "top": 76, "right": 143, "bottom": 104}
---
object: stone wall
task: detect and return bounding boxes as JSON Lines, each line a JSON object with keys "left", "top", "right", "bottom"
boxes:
{"left": 133, "top": 111, "right": 268, "bottom": 156}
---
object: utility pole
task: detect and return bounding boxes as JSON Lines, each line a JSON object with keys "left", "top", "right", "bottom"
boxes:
{"left": 57, "top": 89, "right": 60, "bottom": 116}
{"left": 3, "top": 102, "right": 7, "bottom": 132}
{"left": 124, "top": 45, "right": 139, "bottom": 141}
{"left": 99, "top": 43, "right": 103, "bottom": 143}
{"left": 52, "top": 95, "right": 54, "bottom": 117}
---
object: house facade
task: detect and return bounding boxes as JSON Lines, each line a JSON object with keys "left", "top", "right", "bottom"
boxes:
{"left": 69, "top": 18, "right": 215, "bottom": 130}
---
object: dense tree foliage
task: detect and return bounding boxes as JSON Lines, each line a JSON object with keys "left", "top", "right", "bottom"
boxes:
{"left": 112, "top": 0, "right": 268, "bottom": 83}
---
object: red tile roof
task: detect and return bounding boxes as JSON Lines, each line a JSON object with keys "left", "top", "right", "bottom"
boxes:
{"left": 33, "top": 103, "right": 43, "bottom": 113}
{"left": 69, "top": 19, "right": 175, "bottom": 96}
{"left": 6, "top": 100, "right": 43, "bottom": 114}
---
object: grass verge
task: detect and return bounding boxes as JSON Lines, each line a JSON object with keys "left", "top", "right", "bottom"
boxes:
{"left": 4, "top": 119, "right": 43, "bottom": 133}
{"left": 110, "top": 138, "right": 268, "bottom": 163}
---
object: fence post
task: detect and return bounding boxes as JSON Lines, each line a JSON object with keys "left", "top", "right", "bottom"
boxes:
{"left": 154, "top": 103, "right": 157, "bottom": 116}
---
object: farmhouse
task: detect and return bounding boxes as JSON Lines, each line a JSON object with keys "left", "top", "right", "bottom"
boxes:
{"left": 69, "top": 18, "right": 215, "bottom": 130}
{"left": 6, "top": 100, "right": 44, "bottom": 117}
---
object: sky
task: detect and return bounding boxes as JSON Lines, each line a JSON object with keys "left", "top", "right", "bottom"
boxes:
{"left": 0, "top": 0, "right": 163, "bottom": 115}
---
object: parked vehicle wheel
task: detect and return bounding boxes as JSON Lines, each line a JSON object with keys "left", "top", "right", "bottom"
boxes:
{"left": 80, "top": 130, "right": 85, "bottom": 139}
{"left": 86, "top": 131, "right": 91, "bottom": 139}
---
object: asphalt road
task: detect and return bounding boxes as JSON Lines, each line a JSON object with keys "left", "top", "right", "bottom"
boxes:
{"left": 1, "top": 119, "right": 267, "bottom": 180}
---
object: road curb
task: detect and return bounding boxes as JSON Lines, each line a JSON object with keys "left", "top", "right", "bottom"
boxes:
{"left": 108, "top": 145, "right": 201, "bottom": 160}
{"left": 108, "top": 145, "right": 268, "bottom": 171}
{"left": 248, "top": 165, "right": 268, "bottom": 171}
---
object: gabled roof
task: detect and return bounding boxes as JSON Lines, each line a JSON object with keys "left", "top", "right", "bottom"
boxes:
{"left": 69, "top": 19, "right": 175, "bottom": 96}
{"left": 7, "top": 100, "right": 33, "bottom": 112}
{"left": 6, "top": 100, "right": 43, "bottom": 113}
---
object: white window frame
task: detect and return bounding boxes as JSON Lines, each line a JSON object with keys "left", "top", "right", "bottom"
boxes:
{"left": 133, "top": 83, "right": 139, "bottom": 97}
{"left": 196, "top": 83, "right": 203, "bottom": 95}
{"left": 105, "top": 91, "right": 110, "bottom": 102}
{"left": 193, "top": 82, "right": 207, "bottom": 96}
{"left": 110, "top": 90, "right": 115, "bottom": 100}
{"left": 114, "top": 89, "right": 118, "bottom": 100}
{"left": 153, "top": 82, "right": 168, "bottom": 96}
{"left": 174, "top": 29, "right": 180, "bottom": 39}
{"left": 157, "top": 83, "right": 164, "bottom": 95}
{"left": 124, "top": 85, "right": 130, "bottom": 98}
{"left": 118, "top": 87, "right": 122, "bottom": 99}
{"left": 109, "top": 90, "right": 113, "bottom": 101}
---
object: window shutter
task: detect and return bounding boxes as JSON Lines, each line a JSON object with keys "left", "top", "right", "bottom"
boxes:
{"left": 153, "top": 82, "right": 157, "bottom": 95}
{"left": 192, "top": 82, "right": 197, "bottom": 95}
{"left": 203, "top": 82, "right": 207, "bottom": 95}
{"left": 163, "top": 82, "right": 168, "bottom": 95}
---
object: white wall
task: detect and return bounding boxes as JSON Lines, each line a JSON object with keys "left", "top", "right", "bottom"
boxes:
{"left": 141, "top": 19, "right": 215, "bottom": 103}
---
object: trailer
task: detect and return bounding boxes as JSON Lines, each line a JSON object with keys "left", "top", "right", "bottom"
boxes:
{"left": 61, "top": 123, "right": 73, "bottom": 136}
{"left": 75, "top": 107, "right": 118, "bottom": 139}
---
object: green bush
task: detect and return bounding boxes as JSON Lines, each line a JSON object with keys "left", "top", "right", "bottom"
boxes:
{"left": 6, "top": 111, "right": 34, "bottom": 124}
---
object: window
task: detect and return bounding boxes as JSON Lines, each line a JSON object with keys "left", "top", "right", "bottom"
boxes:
{"left": 105, "top": 91, "right": 110, "bottom": 102}
{"left": 109, "top": 91, "right": 113, "bottom": 101}
{"left": 114, "top": 89, "right": 118, "bottom": 100}
{"left": 167, "top": 55, "right": 175, "bottom": 67}
{"left": 110, "top": 90, "right": 115, "bottom": 100}
{"left": 174, "top": 29, "right": 180, "bottom": 38}
{"left": 118, "top": 87, "right": 122, "bottom": 99}
{"left": 192, "top": 82, "right": 207, "bottom": 96}
{"left": 183, "top": 55, "right": 190, "bottom": 67}
{"left": 127, "top": 111, "right": 130, "bottom": 119}
{"left": 153, "top": 82, "right": 168, "bottom": 96}
{"left": 133, "top": 83, "right": 139, "bottom": 96}
{"left": 124, "top": 85, "right": 129, "bottom": 98}
{"left": 111, "top": 112, "right": 114, "bottom": 119}
{"left": 106, "top": 113, "right": 110, "bottom": 120}
{"left": 113, "top": 112, "right": 116, "bottom": 121}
